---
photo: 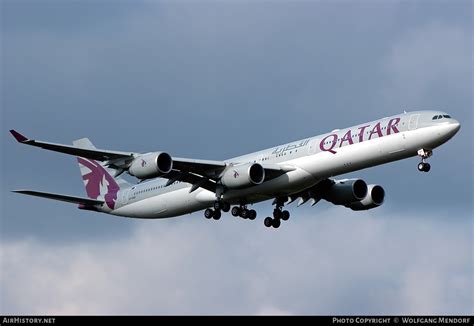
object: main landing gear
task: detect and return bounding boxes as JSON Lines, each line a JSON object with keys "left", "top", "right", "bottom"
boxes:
{"left": 264, "top": 199, "right": 290, "bottom": 229}
{"left": 231, "top": 205, "right": 257, "bottom": 220}
{"left": 204, "top": 207, "right": 222, "bottom": 220}
{"left": 204, "top": 194, "right": 292, "bottom": 229}
{"left": 417, "top": 149, "right": 432, "bottom": 172}
{"left": 213, "top": 200, "right": 230, "bottom": 212}
{"left": 204, "top": 200, "right": 257, "bottom": 221}
{"left": 204, "top": 199, "right": 230, "bottom": 220}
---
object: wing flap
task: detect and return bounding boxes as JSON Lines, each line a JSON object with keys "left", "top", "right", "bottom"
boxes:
{"left": 262, "top": 163, "right": 296, "bottom": 180}
{"left": 172, "top": 158, "right": 227, "bottom": 179}
{"left": 12, "top": 190, "right": 104, "bottom": 206}
{"left": 164, "top": 170, "right": 217, "bottom": 193}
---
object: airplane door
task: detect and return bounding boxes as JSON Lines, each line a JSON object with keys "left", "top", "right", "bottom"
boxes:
{"left": 120, "top": 189, "right": 130, "bottom": 205}
{"left": 408, "top": 114, "right": 420, "bottom": 130}
{"left": 308, "top": 139, "right": 318, "bottom": 155}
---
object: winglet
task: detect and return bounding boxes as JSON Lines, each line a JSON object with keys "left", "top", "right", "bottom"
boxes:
{"left": 9, "top": 130, "right": 29, "bottom": 142}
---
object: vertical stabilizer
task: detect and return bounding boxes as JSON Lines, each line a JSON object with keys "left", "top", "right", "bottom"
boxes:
{"left": 73, "top": 138, "right": 131, "bottom": 209}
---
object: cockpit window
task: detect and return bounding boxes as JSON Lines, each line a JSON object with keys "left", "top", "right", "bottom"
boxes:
{"left": 432, "top": 114, "right": 451, "bottom": 120}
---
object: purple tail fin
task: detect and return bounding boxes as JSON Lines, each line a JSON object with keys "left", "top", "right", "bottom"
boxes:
{"left": 74, "top": 138, "right": 130, "bottom": 209}
{"left": 77, "top": 157, "right": 120, "bottom": 209}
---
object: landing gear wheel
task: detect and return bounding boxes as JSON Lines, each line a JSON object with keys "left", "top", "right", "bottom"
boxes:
{"left": 213, "top": 201, "right": 222, "bottom": 211}
{"left": 241, "top": 209, "right": 249, "bottom": 219}
{"left": 204, "top": 208, "right": 214, "bottom": 219}
{"left": 248, "top": 210, "right": 257, "bottom": 220}
{"left": 222, "top": 202, "right": 231, "bottom": 213}
{"left": 273, "top": 209, "right": 282, "bottom": 219}
{"left": 418, "top": 162, "right": 431, "bottom": 172}
{"left": 417, "top": 149, "right": 433, "bottom": 173}
{"left": 423, "top": 163, "right": 431, "bottom": 172}
{"left": 264, "top": 217, "right": 273, "bottom": 227}
{"left": 281, "top": 210, "right": 290, "bottom": 221}
{"left": 231, "top": 206, "right": 241, "bottom": 217}
{"left": 213, "top": 210, "right": 221, "bottom": 220}
{"left": 418, "top": 163, "right": 425, "bottom": 172}
{"left": 272, "top": 218, "right": 281, "bottom": 228}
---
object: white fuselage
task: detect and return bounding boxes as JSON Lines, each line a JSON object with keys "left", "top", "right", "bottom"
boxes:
{"left": 108, "top": 111, "right": 460, "bottom": 218}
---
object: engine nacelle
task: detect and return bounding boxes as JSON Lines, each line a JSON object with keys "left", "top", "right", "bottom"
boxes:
{"left": 221, "top": 163, "right": 265, "bottom": 189}
{"left": 323, "top": 179, "right": 368, "bottom": 206}
{"left": 129, "top": 152, "right": 173, "bottom": 179}
{"left": 347, "top": 184, "right": 385, "bottom": 211}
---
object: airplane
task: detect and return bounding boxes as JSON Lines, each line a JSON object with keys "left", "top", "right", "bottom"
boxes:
{"left": 10, "top": 110, "right": 460, "bottom": 229}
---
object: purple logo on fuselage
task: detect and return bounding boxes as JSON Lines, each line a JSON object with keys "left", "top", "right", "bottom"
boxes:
{"left": 319, "top": 117, "right": 401, "bottom": 154}
{"left": 77, "top": 158, "right": 120, "bottom": 209}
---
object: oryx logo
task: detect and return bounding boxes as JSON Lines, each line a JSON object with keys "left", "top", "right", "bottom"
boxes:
{"left": 77, "top": 158, "right": 120, "bottom": 210}
{"left": 141, "top": 159, "right": 147, "bottom": 167}
{"left": 233, "top": 170, "right": 239, "bottom": 178}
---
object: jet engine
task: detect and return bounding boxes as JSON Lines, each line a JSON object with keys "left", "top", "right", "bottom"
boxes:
{"left": 129, "top": 152, "right": 173, "bottom": 179}
{"left": 221, "top": 163, "right": 265, "bottom": 189}
{"left": 347, "top": 184, "right": 385, "bottom": 211}
{"left": 323, "top": 179, "right": 368, "bottom": 206}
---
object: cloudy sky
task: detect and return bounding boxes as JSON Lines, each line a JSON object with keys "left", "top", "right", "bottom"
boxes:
{"left": 1, "top": 0, "right": 472, "bottom": 315}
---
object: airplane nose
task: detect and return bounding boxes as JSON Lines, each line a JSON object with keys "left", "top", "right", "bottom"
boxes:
{"left": 451, "top": 119, "right": 461, "bottom": 133}
{"left": 447, "top": 119, "right": 461, "bottom": 137}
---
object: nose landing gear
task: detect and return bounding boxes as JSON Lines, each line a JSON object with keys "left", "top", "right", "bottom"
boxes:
{"left": 417, "top": 149, "right": 433, "bottom": 172}
{"left": 418, "top": 162, "right": 431, "bottom": 172}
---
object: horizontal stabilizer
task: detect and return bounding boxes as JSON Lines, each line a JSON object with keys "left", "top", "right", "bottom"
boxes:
{"left": 12, "top": 190, "right": 104, "bottom": 206}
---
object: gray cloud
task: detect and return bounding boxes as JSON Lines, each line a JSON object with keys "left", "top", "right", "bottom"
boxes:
{"left": 1, "top": 209, "right": 471, "bottom": 315}
{"left": 382, "top": 22, "right": 471, "bottom": 108}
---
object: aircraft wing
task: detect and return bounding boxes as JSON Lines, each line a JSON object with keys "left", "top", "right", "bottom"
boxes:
{"left": 10, "top": 130, "right": 225, "bottom": 171}
{"left": 10, "top": 130, "right": 294, "bottom": 193}
{"left": 12, "top": 190, "right": 104, "bottom": 206}
{"left": 10, "top": 130, "right": 135, "bottom": 162}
